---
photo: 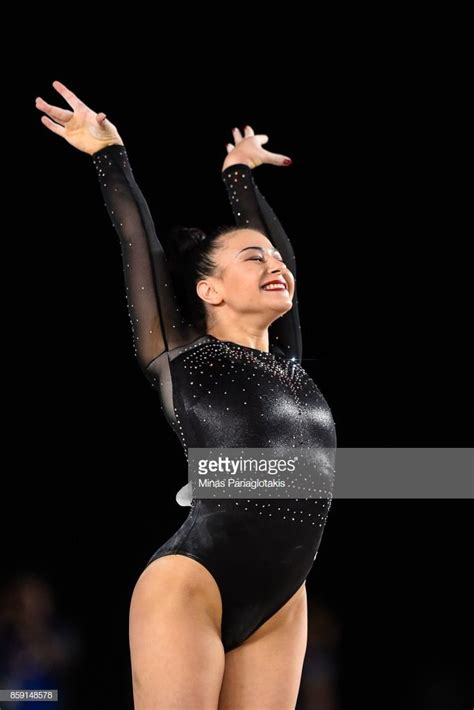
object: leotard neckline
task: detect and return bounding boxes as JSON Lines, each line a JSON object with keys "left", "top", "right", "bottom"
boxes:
{"left": 205, "top": 333, "right": 272, "bottom": 356}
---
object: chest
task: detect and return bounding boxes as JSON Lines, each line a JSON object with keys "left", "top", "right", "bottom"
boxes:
{"left": 171, "top": 344, "right": 335, "bottom": 448}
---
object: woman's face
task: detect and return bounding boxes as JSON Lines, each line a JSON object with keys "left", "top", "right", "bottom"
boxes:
{"left": 197, "top": 229, "right": 295, "bottom": 323}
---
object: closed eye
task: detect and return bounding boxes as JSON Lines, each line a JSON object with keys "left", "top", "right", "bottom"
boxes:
{"left": 246, "top": 255, "right": 285, "bottom": 263}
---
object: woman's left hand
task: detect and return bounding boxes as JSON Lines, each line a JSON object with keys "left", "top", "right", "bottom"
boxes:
{"left": 222, "top": 125, "right": 292, "bottom": 171}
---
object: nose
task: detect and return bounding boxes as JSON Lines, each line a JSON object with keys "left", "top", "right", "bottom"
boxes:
{"left": 269, "top": 261, "right": 286, "bottom": 274}
{"left": 267, "top": 255, "right": 292, "bottom": 288}
{"left": 268, "top": 253, "right": 286, "bottom": 271}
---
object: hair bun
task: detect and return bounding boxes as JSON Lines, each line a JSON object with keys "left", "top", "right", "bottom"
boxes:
{"left": 166, "top": 225, "right": 208, "bottom": 262}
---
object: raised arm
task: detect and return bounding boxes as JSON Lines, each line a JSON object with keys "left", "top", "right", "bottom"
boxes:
{"left": 221, "top": 126, "right": 302, "bottom": 363}
{"left": 35, "top": 81, "right": 200, "bottom": 372}
{"left": 91, "top": 144, "right": 166, "bottom": 366}
{"left": 91, "top": 143, "right": 200, "bottom": 368}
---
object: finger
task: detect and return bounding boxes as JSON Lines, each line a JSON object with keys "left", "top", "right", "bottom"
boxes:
{"left": 40, "top": 110, "right": 65, "bottom": 127}
{"left": 262, "top": 149, "right": 292, "bottom": 167}
{"left": 243, "top": 125, "right": 255, "bottom": 137}
{"left": 52, "top": 80, "right": 83, "bottom": 110}
{"left": 40, "top": 115, "right": 66, "bottom": 137}
{"left": 257, "top": 134, "right": 269, "bottom": 145}
{"left": 232, "top": 127, "right": 244, "bottom": 144}
{"left": 35, "top": 97, "right": 72, "bottom": 124}
{"left": 225, "top": 143, "right": 234, "bottom": 154}
{"left": 96, "top": 112, "right": 107, "bottom": 125}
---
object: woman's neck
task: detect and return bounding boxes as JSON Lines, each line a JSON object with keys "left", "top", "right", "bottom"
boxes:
{"left": 206, "top": 325, "right": 270, "bottom": 353}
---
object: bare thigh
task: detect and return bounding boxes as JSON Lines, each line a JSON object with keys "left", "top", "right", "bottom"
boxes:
{"left": 129, "top": 555, "right": 225, "bottom": 710}
{"left": 218, "top": 582, "right": 308, "bottom": 710}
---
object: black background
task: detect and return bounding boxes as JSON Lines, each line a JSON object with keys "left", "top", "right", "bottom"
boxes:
{"left": 4, "top": 34, "right": 471, "bottom": 710}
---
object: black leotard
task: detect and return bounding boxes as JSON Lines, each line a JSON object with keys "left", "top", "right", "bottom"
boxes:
{"left": 92, "top": 144, "right": 336, "bottom": 652}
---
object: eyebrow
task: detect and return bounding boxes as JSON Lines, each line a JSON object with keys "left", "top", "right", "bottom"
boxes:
{"left": 238, "top": 246, "right": 282, "bottom": 256}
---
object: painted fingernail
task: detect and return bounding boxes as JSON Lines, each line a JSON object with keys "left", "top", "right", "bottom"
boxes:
{"left": 283, "top": 158, "right": 293, "bottom": 165}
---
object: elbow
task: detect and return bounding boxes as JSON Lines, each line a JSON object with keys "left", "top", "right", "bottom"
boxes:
{"left": 138, "top": 348, "right": 167, "bottom": 376}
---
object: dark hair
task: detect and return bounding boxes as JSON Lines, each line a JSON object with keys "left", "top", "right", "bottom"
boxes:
{"left": 165, "top": 224, "right": 248, "bottom": 330}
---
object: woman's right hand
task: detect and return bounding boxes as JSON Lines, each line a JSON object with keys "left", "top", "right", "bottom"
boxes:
{"left": 35, "top": 80, "right": 124, "bottom": 156}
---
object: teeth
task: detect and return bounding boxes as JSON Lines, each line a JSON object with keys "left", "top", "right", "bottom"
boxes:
{"left": 262, "top": 283, "right": 286, "bottom": 290}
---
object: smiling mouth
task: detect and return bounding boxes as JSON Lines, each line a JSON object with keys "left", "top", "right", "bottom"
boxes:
{"left": 261, "top": 282, "right": 288, "bottom": 292}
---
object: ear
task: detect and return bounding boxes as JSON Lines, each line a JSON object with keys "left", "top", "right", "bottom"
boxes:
{"left": 196, "top": 278, "right": 223, "bottom": 306}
